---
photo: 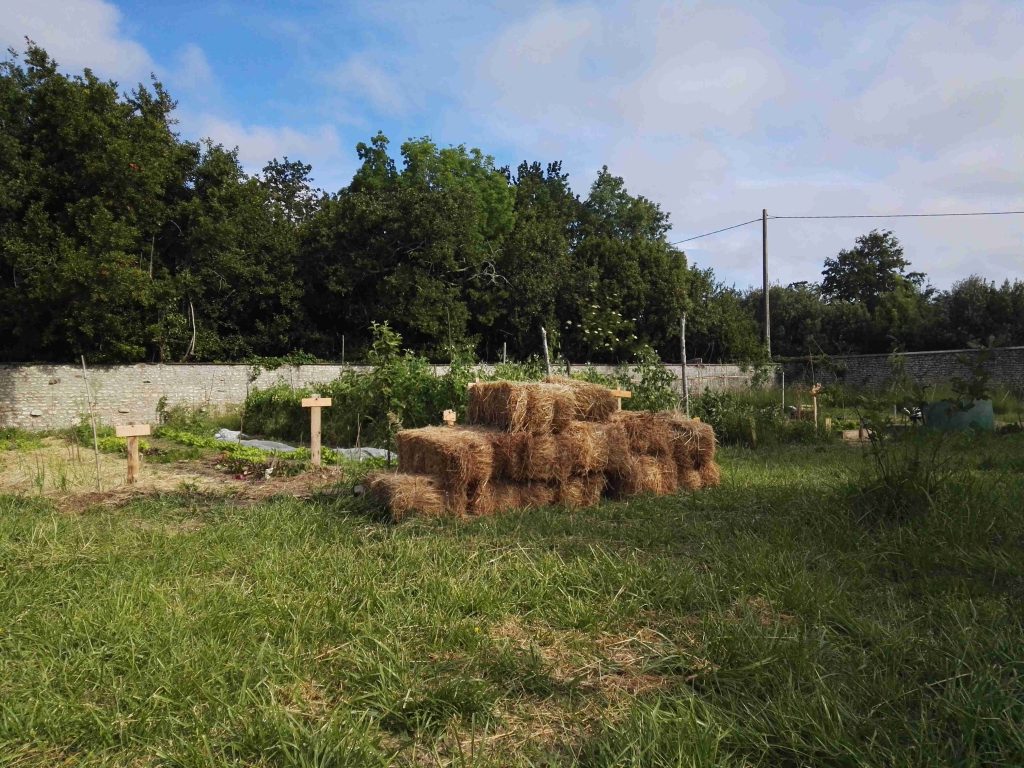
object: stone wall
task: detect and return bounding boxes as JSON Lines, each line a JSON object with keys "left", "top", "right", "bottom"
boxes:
{"left": 0, "top": 361, "right": 753, "bottom": 430}
{"left": 780, "top": 346, "right": 1024, "bottom": 390}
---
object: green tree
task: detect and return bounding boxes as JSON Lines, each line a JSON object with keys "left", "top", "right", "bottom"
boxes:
{"left": 821, "top": 229, "right": 924, "bottom": 310}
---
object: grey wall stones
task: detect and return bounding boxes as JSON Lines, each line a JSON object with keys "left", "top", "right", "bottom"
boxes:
{"left": 0, "top": 362, "right": 753, "bottom": 430}
{"left": 780, "top": 346, "right": 1024, "bottom": 390}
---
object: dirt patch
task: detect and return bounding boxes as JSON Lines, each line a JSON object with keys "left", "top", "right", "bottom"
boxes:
{"left": 0, "top": 438, "right": 347, "bottom": 513}
{"left": 428, "top": 615, "right": 716, "bottom": 764}
{"left": 732, "top": 595, "right": 797, "bottom": 627}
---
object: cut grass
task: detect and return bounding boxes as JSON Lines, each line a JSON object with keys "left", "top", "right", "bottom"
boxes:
{"left": 0, "top": 435, "right": 1021, "bottom": 766}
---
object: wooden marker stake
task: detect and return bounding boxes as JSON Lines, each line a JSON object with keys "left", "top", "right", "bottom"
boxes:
{"left": 115, "top": 424, "right": 151, "bottom": 484}
{"left": 442, "top": 409, "right": 457, "bottom": 427}
{"left": 810, "top": 383, "right": 823, "bottom": 431}
{"left": 301, "top": 395, "right": 332, "bottom": 467}
{"left": 610, "top": 389, "right": 632, "bottom": 411}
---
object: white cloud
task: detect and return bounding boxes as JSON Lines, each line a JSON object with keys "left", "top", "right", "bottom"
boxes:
{"left": 169, "top": 43, "right": 215, "bottom": 94}
{"left": 185, "top": 113, "right": 348, "bottom": 189}
{"left": 0, "top": 0, "right": 153, "bottom": 83}
{"left": 327, "top": 54, "right": 410, "bottom": 115}
{"left": 465, "top": 0, "right": 1024, "bottom": 288}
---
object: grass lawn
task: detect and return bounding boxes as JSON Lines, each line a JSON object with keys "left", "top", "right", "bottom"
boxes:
{"left": 1, "top": 435, "right": 1021, "bottom": 766}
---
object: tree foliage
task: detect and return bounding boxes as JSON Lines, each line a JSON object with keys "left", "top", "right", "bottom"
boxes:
{"left": 2, "top": 45, "right": 1021, "bottom": 365}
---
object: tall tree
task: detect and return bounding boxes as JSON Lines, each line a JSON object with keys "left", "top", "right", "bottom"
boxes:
{"left": 821, "top": 230, "right": 924, "bottom": 310}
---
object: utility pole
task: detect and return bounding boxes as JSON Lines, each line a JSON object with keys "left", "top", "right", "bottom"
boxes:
{"left": 762, "top": 208, "right": 771, "bottom": 357}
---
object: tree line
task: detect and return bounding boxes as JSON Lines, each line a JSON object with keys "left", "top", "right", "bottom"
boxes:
{"left": 2, "top": 45, "right": 1021, "bottom": 365}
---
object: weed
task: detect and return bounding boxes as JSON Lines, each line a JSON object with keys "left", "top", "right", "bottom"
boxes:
{"left": 853, "top": 430, "right": 967, "bottom": 523}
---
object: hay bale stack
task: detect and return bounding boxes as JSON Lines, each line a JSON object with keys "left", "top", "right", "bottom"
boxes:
{"left": 491, "top": 431, "right": 559, "bottom": 482}
{"left": 471, "top": 480, "right": 556, "bottom": 516}
{"left": 396, "top": 425, "right": 497, "bottom": 515}
{"left": 556, "top": 473, "right": 606, "bottom": 509}
{"left": 545, "top": 376, "right": 620, "bottom": 421}
{"left": 371, "top": 380, "right": 720, "bottom": 520}
{"left": 614, "top": 411, "right": 675, "bottom": 457}
{"left": 367, "top": 473, "right": 446, "bottom": 520}
{"left": 468, "top": 381, "right": 575, "bottom": 434}
{"left": 607, "top": 454, "right": 678, "bottom": 498}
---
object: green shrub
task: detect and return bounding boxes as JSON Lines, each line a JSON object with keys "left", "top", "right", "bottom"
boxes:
{"left": 694, "top": 390, "right": 829, "bottom": 448}
{"left": 0, "top": 427, "right": 44, "bottom": 451}
{"left": 852, "top": 431, "right": 969, "bottom": 524}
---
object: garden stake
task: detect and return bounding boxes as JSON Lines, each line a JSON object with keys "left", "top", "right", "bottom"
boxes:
{"left": 301, "top": 395, "right": 332, "bottom": 467}
{"left": 115, "top": 424, "right": 151, "bottom": 484}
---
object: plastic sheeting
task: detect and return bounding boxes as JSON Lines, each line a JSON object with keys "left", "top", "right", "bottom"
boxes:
{"left": 213, "top": 429, "right": 393, "bottom": 460}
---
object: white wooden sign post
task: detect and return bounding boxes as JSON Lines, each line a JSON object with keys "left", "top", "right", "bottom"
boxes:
{"left": 115, "top": 423, "right": 151, "bottom": 484}
{"left": 301, "top": 396, "right": 332, "bottom": 467}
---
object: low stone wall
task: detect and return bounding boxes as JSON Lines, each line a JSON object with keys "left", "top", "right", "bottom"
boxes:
{"left": 0, "top": 361, "right": 753, "bottom": 430}
{"left": 780, "top": 346, "right": 1024, "bottom": 390}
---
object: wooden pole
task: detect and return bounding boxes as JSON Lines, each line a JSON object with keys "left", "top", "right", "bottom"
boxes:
{"left": 762, "top": 208, "right": 771, "bottom": 358}
{"left": 116, "top": 424, "right": 151, "bottom": 485}
{"left": 301, "top": 396, "right": 332, "bottom": 467}
{"left": 680, "top": 314, "right": 689, "bottom": 417}
{"left": 81, "top": 355, "right": 101, "bottom": 491}
{"left": 127, "top": 437, "right": 140, "bottom": 483}
{"left": 310, "top": 406, "right": 322, "bottom": 466}
{"left": 541, "top": 327, "right": 551, "bottom": 377}
{"left": 502, "top": 341, "right": 507, "bottom": 365}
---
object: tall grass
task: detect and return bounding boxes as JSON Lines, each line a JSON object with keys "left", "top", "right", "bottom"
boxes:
{"left": 0, "top": 434, "right": 1021, "bottom": 765}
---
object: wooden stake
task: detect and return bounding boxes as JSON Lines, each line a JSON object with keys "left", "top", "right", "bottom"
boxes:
{"left": 115, "top": 424, "right": 151, "bottom": 484}
{"left": 810, "top": 383, "right": 823, "bottom": 430}
{"left": 680, "top": 313, "right": 689, "bottom": 417}
{"left": 81, "top": 355, "right": 101, "bottom": 491}
{"left": 301, "top": 396, "right": 332, "bottom": 467}
{"left": 610, "top": 389, "right": 632, "bottom": 411}
{"left": 442, "top": 409, "right": 456, "bottom": 426}
{"left": 541, "top": 327, "right": 551, "bottom": 377}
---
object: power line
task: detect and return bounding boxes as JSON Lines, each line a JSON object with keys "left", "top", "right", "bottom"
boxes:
{"left": 670, "top": 208, "right": 1024, "bottom": 245}
{"left": 670, "top": 217, "right": 761, "bottom": 244}
{"left": 771, "top": 210, "right": 1024, "bottom": 220}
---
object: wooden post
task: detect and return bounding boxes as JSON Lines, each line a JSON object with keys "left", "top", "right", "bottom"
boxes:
{"left": 502, "top": 342, "right": 507, "bottom": 364}
{"left": 81, "top": 355, "right": 102, "bottom": 491}
{"left": 610, "top": 389, "right": 632, "bottom": 411}
{"left": 115, "top": 424, "right": 151, "bottom": 484}
{"left": 301, "top": 396, "right": 332, "bottom": 467}
{"left": 442, "top": 409, "right": 456, "bottom": 426}
{"left": 680, "top": 314, "right": 689, "bottom": 417}
{"left": 810, "top": 383, "right": 823, "bottom": 430}
{"left": 541, "top": 327, "right": 551, "bottom": 377}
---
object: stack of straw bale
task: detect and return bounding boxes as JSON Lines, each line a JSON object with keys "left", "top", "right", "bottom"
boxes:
{"left": 368, "top": 379, "right": 720, "bottom": 519}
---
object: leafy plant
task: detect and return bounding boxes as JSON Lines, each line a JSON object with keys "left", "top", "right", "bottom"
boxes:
{"left": 951, "top": 348, "right": 993, "bottom": 406}
{"left": 853, "top": 431, "right": 966, "bottom": 523}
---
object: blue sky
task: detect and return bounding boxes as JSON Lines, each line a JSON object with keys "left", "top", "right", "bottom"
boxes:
{"left": 3, "top": 0, "right": 1023, "bottom": 289}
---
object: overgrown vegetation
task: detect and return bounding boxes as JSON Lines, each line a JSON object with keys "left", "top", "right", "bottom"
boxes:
{"left": 1, "top": 433, "right": 1020, "bottom": 765}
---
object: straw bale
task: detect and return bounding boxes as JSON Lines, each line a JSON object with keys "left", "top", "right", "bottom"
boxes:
{"left": 367, "top": 472, "right": 446, "bottom": 520}
{"left": 471, "top": 480, "right": 556, "bottom": 515}
{"left": 613, "top": 411, "right": 674, "bottom": 457}
{"left": 554, "top": 420, "right": 610, "bottom": 478}
{"left": 555, "top": 473, "right": 605, "bottom": 509}
{"left": 679, "top": 468, "right": 703, "bottom": 492}
{"left": 667, "top": 417, "right": 717, "bottom": 467}
{"left": 545, "top": 376, "right": 620, "bottom": 421}
{"left": 468, "top": 381, "right": 576, "bottom": 434}
{"left": 491, "top": 431, "right": 559, "bottom": 482}
{"left": 698, "top": 461, "right": 722, "bottom": 488}
{"left": 600, "top": 421, "right": 631, "bottom": 474}
{"left": 607, "top": 454, "right": 678, "bottom": 498}
{"left": 396, "top": 426, "right": 495, "bottom": 494}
